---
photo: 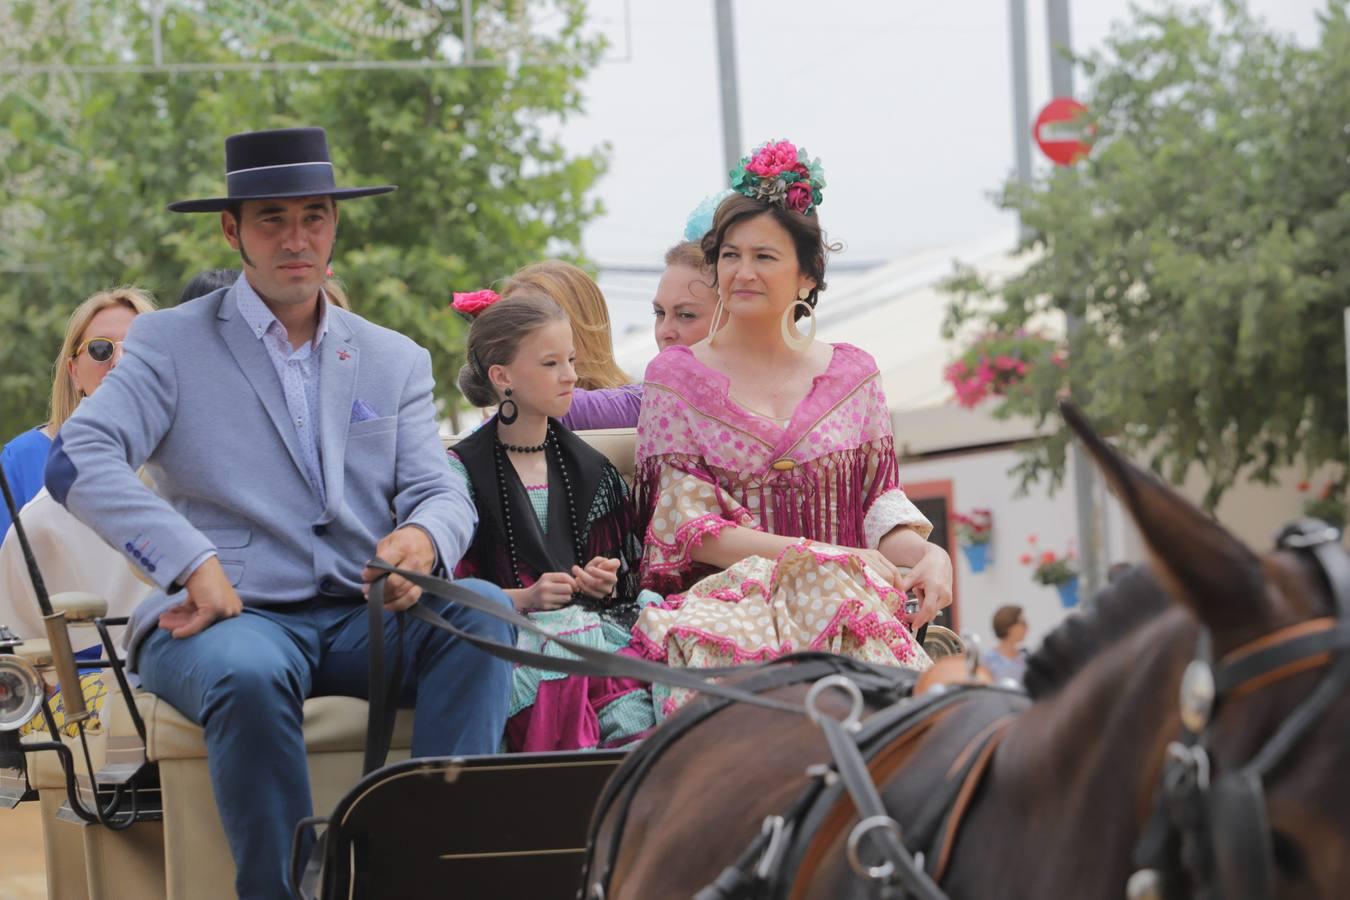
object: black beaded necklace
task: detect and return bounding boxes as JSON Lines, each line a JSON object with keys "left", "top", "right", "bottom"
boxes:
{"left": 498, "top": 438, "right": 547, "bottom": 454}
{"left": 491, "top": 423, "right": 586, "bottom": 591}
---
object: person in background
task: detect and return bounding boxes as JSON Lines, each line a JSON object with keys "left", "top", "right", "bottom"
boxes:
{"left": 985, "top": 605, "right": 1029, "bottom": 683}
{"left": 2, "top": 286, "right": 158, "bottom": 737}
{"left": 545, "top": 240, "right": 721, "bottom": 431}
{"left": 177, "top": 268, "right": 241, "bottom": 305}
{"left": 496, "top": 261, "right": 636, "bottom": 433}
{"left": 0, "top": 286, "right": 158, "bottom": 538}
{"left": 651, "top": 240, "right": 720, "bottom": 351}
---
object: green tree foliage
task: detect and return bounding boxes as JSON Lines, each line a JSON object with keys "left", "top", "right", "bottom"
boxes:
{"left": 0, "top": 0, "right": 606, "bottom": 438}
{"left": 943, "top": 1, "right": 1350, "bottom": 509}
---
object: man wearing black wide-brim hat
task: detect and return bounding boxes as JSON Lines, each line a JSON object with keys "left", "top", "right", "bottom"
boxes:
{"left": 47, "top": 127, "right": 516, "bottom": 899}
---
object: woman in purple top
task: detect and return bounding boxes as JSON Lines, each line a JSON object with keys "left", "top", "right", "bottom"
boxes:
{"left": 560, "top": 240, "right": 720, "bottom": 431}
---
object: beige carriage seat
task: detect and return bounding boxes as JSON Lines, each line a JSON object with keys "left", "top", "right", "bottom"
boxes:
{"left": 22, "top": 427, "right": 638, "bottom": 899}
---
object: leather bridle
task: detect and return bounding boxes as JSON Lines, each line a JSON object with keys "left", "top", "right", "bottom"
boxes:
{"left": 1128, "top": 518, "right": 1350, "bottom": 900}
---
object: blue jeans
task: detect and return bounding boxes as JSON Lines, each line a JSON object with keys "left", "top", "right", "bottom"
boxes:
{"left": 137, "top": 580, "right": 515, "bottom": 900}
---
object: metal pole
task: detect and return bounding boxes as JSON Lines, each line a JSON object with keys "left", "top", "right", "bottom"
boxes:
{"left": 1008, "top": 0, "right": 1033, "bottom": 242}
{"left": 1045, "top": 0, "right": 1104, "bottom": 595}
{"left": 1047, "top": 0, "right": 1074, "bottom": 104}
{"left": 713, "top": 0, "right": 743, "bottom": 178}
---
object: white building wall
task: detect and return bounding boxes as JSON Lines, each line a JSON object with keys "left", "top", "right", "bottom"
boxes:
{"left": 899, "top": 447, "right": 1131, "bottom": 652}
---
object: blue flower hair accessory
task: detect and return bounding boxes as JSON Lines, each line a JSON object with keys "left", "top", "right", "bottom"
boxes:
{"left": 683, "top": 190, "right": 735, "bottom": 242}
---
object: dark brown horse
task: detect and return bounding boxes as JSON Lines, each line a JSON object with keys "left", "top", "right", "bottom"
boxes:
{"left": 586, "top": 407, "right": 1350, "bottom": 898}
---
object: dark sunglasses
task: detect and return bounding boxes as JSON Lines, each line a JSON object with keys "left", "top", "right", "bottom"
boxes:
{"left": 72, "top": 337, "right": 123, "bottom": 363}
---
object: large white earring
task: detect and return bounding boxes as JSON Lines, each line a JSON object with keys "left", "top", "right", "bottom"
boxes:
{"left": 707, "top": 293, "right": 728, "bottom": 347}
{"left": 780, "top": 296, "right": 815, "bottom": 352}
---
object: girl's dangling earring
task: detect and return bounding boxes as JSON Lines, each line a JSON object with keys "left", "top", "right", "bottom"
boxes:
{"left": 780, "top": 287, "right": 816, "bottom": 352}
{"left": 498, "top": 387, "right": 519, "bottom": 425}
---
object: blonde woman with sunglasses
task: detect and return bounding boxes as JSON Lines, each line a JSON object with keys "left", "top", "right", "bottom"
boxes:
{"left": 0, "top": 286, "right": 158, "bottom": 534}
{"left": 1, "top": 286, "right": 157, "bottom": 645}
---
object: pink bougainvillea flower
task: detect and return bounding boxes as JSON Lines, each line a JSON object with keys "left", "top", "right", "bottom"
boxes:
{"left": 1020, "top": 553, "right": 1033, "bottom": 565}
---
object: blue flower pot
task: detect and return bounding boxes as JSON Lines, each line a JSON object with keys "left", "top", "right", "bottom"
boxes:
{"left": 1055, "top": 575, "right": 1080, "bottom": 609}
{"left": 961, "top": 541, "right": 992, "bottom": 573}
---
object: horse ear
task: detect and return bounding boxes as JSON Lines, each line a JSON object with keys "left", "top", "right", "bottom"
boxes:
{"left": 1059, "top": 400, "right": 1265, "bottom": 634}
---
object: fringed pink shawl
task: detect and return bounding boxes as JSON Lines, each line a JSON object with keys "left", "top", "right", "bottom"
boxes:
{"left": 635, "top": 344, "right": 929, "bottom": 596}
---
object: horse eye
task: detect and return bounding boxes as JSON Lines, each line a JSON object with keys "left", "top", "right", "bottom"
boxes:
{"left": 1271, "top": 830, "right": 1308, "bottom": 880}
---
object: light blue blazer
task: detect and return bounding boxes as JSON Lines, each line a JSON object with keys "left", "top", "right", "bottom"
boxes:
{"left": 47, "top": 282, "right": 476, "bottom": 667}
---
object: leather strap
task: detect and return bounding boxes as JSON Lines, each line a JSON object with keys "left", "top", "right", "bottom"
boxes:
{"left": 1207, "top": 770, "right": 1274, "bottom": 900}
{"left": 362, "top": 578, "right": 405, "bottom": 776}
{"left": 1214, "top": 620, "right": 1350, "bottom": 696}
{"left": 367, "top": 559, "right": 807, "bottom": 714}
{"left": 817, "top": 715, "right": 947, "bottom": 900}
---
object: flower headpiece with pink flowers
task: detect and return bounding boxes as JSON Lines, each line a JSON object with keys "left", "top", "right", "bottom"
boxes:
{"left": 729, "top": 139, "right": 826, "bottom": 215}
{"left": 451, "top": 289, "right": 502, "bottom": 320}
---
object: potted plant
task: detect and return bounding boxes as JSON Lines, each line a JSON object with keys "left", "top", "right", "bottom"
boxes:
{"left": 1298, "top": 479, "right": 1346, "bottom": 530}
{"left": 952, "top": 508, "right": 994, "bottom": 573}
{"left": 1021, "top": 537, "right": 1080, "bottom": 608}
{"left": 943, "top": 329, "right": 1064, "bottom": 409}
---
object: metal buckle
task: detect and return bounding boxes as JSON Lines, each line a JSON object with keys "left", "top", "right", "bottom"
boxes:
{"left": 754, "top": 815, "right": 787, "bottom": 880}
{"left": 845, "top": 814, "right": 903, "bottom": 882}
{"left": 1276, "top": 520, "right": 1342, "bottom": 550}
{"left": 805, "top": 675, "right": 865, "bottom": 733}
{"left": 1166, "top": 741, "right": 1211, "bottom": 791}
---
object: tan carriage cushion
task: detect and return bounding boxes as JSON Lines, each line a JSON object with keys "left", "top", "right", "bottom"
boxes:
{"left": 137, "top": 692, "right": 416, "bottom": 760}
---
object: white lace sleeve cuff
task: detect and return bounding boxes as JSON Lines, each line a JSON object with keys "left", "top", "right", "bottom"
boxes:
{"left": 865, "top": 488, "right": 933, "bottom": 548}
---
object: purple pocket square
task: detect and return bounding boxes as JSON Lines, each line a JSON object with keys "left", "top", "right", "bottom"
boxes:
{"left": 350, "top": 399, "right": 380, "bottom": 423}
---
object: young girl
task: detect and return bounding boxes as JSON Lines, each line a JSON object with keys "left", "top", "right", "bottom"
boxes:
{"left": 449, "top": 289, "right": 653, "bottom": 751}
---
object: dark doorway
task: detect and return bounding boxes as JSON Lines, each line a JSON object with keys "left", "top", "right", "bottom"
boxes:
{"left": 913, "top": 495, "right": 954, "bottom": 632}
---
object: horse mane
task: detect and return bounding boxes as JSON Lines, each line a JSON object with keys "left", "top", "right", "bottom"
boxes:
{"left": 1022, "top": 563, "right": 1171, "bottom": 700}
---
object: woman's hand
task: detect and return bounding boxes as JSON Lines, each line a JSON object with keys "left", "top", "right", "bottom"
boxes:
{"left": 572, "top": 557, "right": 620, "bottom": 599}
{"left": 511, "top": 572, "right": 576, "bottom": 611}
{"left": 899, "top": 544, "right": 954, "bottom": 629}
{"left": 847, "top": 547, "right": 904, "bottom": 591}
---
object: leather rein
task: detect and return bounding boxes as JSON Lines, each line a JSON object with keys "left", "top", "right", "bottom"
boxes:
{"left": 354, "top": 562, "right": 1024, "bottom": 900}
{"left": 1127, "top": 519, "right": 1350, "bottom": 900}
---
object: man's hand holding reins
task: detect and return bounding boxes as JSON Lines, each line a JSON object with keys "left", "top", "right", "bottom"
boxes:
{"left": 159, "top": 556, "right": 244, "bottom": 638}
{"left": 363, "top": 526, "right": 437, "bottom": 611}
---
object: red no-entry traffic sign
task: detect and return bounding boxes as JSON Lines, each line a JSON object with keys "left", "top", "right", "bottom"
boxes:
{"left": 1033, "top": 97, "right": 1093, "bottom": 166}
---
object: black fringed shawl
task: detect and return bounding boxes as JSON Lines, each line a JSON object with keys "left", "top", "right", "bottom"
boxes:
{"left": 453, "top": 417, "right": 642, "bottom": 624}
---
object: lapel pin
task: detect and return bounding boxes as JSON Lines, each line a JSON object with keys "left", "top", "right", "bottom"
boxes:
{"left": 337, "top": 349, "right": 351, "bottom": 361}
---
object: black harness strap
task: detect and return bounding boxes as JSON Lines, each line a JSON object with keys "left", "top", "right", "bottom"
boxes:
{"left": 1128, "top": 520, "right": 1350, "bottom": 900}
{"left": 368, "top": 560, "right": 806, "bottom": 714}
{"left": 362, "top": 578, "right": 404, "bottom": 775}
{"left": 582, "top": 656, "right": 919, "bottom": 899}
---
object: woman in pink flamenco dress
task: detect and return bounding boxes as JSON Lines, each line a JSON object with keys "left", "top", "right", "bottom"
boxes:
{"left": 629, "top": 140, "right": 954, "bottom": 715}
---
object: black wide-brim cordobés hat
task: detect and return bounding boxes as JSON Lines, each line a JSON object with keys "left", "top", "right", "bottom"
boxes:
{"left": 167, "top": 126, "right": 396, "bottom": 213}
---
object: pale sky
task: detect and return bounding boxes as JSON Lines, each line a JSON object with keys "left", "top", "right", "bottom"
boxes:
{"left": 562, "top": 0, "right": 1327, "bottom": 286}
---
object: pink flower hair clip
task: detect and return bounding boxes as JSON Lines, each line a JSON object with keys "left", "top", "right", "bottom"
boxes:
{"left": 451, "top": 289, "right": 502, "bottom": 319}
